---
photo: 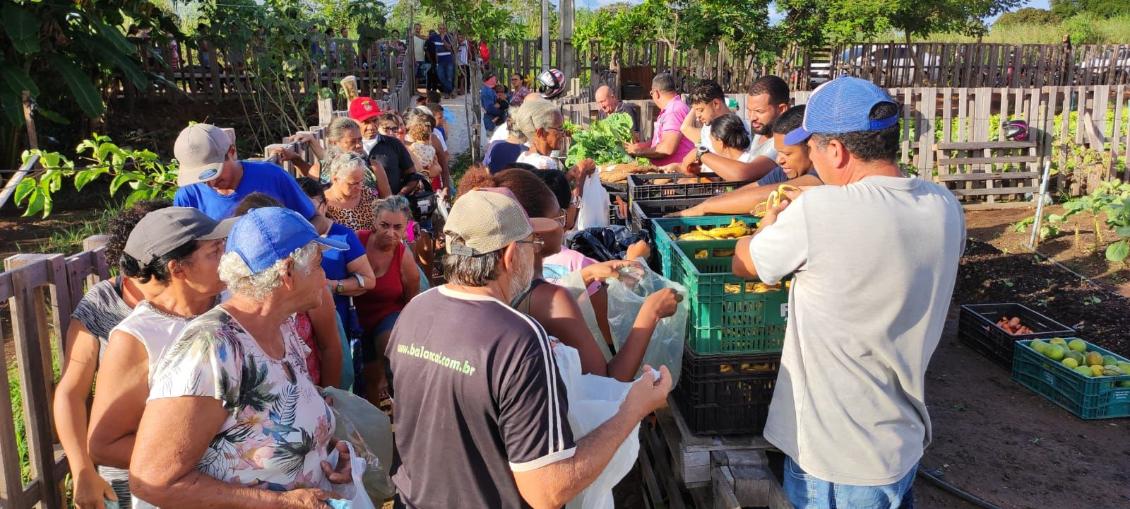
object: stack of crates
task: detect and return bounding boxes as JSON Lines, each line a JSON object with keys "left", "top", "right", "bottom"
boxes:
{"left": 652, "top": 216, "right": 788, "bottom": 435}
{"left": 626, "top": 174, "right": 753, "bottom": 233}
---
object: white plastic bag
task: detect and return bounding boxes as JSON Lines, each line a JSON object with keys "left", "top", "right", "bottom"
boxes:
{"left": 553, "top": 342, "right": 638, "bottom": 509}
{"left": 574, "top": 174, "right": 611, "bottom": 230}
{"left": 324, "top": 441, "right": 377, "bottom": 509}
{"left": 605, "top": 266, "right": 688, "bottom": 386}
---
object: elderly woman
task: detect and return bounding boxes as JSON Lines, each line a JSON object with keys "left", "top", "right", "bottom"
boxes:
{"left": 87, "top": 208, "right": 230, "bottom": 506}
{"left": 324, "top": 151, "right": 381, "bottom": 232}
{"left": 233, "top": 192, "right": 352, "bottom": 388}
{"left": 53, "top": 200, "right": 170, "bottom": 509}
{"left": 512, "top": 99, "right": 596, "bottom": 185}
{"left": 129, "top": 207, "right": 359, "bottom": 507}
{"left": 353, "top": 196, "right": 421, "bottom": 408}
{"left": 279, "top": 117, "right": 391, "bottom": 197}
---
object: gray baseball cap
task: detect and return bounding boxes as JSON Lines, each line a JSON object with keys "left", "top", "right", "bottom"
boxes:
{"left": 124, "top": 207, "right": 235, "bottom": 264}
{"left": 174, "top": 123, "right": 233, "bottom": 186}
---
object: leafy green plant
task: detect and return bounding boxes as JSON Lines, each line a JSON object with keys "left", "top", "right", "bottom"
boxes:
{"left": 1012, "top": 214, "right": 1063, "bottom": 241}
{"left": 1102, "top": 196, "right": 1130, "bottom": 263}
{"left": 13, "top": 134, "right": 178, "bottom": 218}
{"left": 564, "top": 112, "right": 640, "bottom": 168}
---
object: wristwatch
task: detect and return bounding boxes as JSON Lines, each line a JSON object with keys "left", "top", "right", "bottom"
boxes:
{"left": 695, "top": 145, "right": 708, "bottom": 163}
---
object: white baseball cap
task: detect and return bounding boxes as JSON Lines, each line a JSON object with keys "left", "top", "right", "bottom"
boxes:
{"left": 174, "top": 123, "right": 233, "bottom": 186}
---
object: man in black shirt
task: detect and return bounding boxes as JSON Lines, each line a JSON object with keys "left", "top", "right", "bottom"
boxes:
{"left": 367, "top": 125, "right": 416, "bottom": 193}
{"left": 388, "top": 188, "right": 673, "bottom": 508}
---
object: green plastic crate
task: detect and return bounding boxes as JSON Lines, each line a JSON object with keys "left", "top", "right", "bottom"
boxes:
{"left": 1012, "top": 339, "right": 1130, "bottom": 420}
{"left": 652, "top": 216, "right": 759, "bottom": 279}
{"left": 668, "top": 237, "right": 788, "bottom": 355}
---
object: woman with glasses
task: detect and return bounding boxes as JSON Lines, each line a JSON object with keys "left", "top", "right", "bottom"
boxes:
{"left": 279, "top": 117, "right": 392, "bottom": 198}
{"left": 511, "top": 99, "right": 597, "bottom": 191}
{"left": 509, "top": 73, "right": 530, "bottom": 107}
{"left": 354, "top": 196, "right": 422, "bottom": 410}
{"left": 377, "top": 112, "right": 407, "bottom": 141}
{"left": 323, "top": 151, "right": 381, "bottom": 232}
{"left": 458, "top": 165, "right": 680, "bottom": 382}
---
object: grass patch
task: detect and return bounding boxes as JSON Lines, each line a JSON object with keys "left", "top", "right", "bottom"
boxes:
{"left": 13, "top": 206, "right": 118, "bottom": 256}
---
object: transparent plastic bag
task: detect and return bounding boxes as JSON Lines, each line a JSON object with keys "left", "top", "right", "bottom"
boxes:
{"left": 323, "top": 387, "right": 395, "bottom": 504}
{"left": 605, "top": 265, "right": 687, "bottom": 386}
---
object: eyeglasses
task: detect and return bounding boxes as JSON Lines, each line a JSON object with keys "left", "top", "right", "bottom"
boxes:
{"left": 548, "top": 212, "right": 567, "bottom": 228}
{"left": 515, "top": 238, "right": 545, "bottom": 249}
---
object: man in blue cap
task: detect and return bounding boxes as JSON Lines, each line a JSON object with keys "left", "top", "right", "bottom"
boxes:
{"left": 732, "top": 77, "right": 965, "bottom": 508}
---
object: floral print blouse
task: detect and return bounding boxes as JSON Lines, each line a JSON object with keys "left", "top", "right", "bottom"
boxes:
{"left": 148, "top": 307, "right": 336, "bottom": 492}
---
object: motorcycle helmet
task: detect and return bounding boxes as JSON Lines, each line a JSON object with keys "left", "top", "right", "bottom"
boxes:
{"left": 537, "top": 68, "right": 566, "bottom": 99}
{"left": 1003, "top": 120, "right": 1029, "bottom": 142}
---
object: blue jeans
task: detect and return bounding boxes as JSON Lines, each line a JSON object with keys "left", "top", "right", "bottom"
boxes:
{"left": 783, "top": 457, "right": 916, "bottom": 509}
{"left": 436, "top": 62, "right": 455, "bottom": 93}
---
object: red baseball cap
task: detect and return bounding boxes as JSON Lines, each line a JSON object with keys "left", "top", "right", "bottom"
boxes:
{"left": 349, "top": 97, "right": 382, "bottom": 122}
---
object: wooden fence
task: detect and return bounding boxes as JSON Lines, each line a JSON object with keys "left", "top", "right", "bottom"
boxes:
{"left": 1, "top": 245, "right": 111, "bottom": 509}
{"left": 564, "top": 84, "right": 1130, "bottom": 206}
{"left": 126, "top": 37, "right": 409, "bottom": 103}
{"left": 826, "top": 43, "right": 1130, "bottom": 89}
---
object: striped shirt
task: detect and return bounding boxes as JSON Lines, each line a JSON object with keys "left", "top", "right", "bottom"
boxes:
{"left": 389, "top": 286, "right": 575, "bottom": 508}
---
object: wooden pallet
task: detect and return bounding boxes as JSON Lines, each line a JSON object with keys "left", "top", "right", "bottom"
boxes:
{"left": 659, "top": 401, "right": 772, "bottom": 487}
{"left": 638, "top": 400, "right": 786, "bottom": 508}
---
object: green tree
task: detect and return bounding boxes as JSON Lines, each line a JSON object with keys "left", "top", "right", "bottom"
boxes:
{"left": 995, "top": 7, "right": 1061, "bottom": 26}
{"left": 0, "top": 0, "right": 181, "bottom": 166}
{"left": 1052, "top": 0, "right": 1130, "bottom": 19}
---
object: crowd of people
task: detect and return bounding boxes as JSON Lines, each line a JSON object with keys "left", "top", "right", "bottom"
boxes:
{"left": 53, "top": 59, "right": 963, "bottom": 508}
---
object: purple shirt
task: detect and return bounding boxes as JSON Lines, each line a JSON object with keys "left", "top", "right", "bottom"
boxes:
{"left": 650, "top": 94, "right": 695, "bottom": 167}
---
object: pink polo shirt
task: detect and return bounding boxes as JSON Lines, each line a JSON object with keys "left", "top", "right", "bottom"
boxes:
{"left": 649, "top": 94, "right": 695, "bottom": 167}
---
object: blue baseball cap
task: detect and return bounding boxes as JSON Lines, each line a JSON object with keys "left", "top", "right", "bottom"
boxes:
{"left": 784, "top": 77, "right": 899, "bottom": 146}
{"left": 226, "top": 207, "right": 347, "bottom": 273}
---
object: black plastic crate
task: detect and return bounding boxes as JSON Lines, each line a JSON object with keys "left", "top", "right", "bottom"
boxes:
{"left": 628, "top": 174, "right": 753, "bottom": 203}
{"left": 958, "top": 303, "right": 1075, "bottom": 368}
{"left": 673, "top": 345, "right": 781, "bottom": 436}
{"left": 628, "top": 198, "right": 706, "bottom": 233}
{"left": 608, "top": 192, "right": 629, "bottom": 225}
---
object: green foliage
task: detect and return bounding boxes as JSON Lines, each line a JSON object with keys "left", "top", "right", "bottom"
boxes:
{"left": 565, "top": 113, "right": 638, "bottom": 168}
{"left": 914, "top": 14, "right": 1130, "bottom": 43}
{"left": 995, "top": 8, "right": 1061, "bottom": 26}
{"left": 0, "top": 0, "right": 179, "bottom": 127}
{"left": 776, "top": 0, "right": 1023, "bottom": 47}
{"left": 1052, "top": 0, "right": 1130, "bottom": 19}
{"left": 14, "top": 134, "right": 179, "bottom": 218}
{"left": 1063, "top": 12, "right": 1103, "bottom": 44}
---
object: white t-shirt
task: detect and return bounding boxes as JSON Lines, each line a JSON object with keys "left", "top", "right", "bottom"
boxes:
{"left": 109, "top": 300, "right": 198, "bottom": 509}
{"left": 490, "top": 123, "right": 511, "bottom": 144}
{"left": 749, "top": 175, "right": 965, "bottom": 486}
{"left": 516, "top": 151, "right": 559, "bottom": 170}
{"left": 434, "top": 128, "right": 448, "bottom": 152}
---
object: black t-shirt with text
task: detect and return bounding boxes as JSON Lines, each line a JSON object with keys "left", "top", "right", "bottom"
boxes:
{"left": 367, "top": 134, "right": 416, "bottom": 192}
{"left": 388, "top": 287, "right": 576, "bottom": 508}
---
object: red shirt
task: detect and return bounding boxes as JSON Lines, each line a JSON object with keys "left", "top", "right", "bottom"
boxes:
{"left": 354, "top": 232, "right": 407, "bottom": 331}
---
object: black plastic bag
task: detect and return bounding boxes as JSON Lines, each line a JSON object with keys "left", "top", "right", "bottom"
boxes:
{"left": 566, "top": 225, "right": 651, "bottom": 262}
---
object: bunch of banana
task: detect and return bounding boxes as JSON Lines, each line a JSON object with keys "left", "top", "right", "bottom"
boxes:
{"left": 677, "top": 218, "right": 752, "bottom": 241}
{"left": 752, "top": 184, "right": 801, "bottom": 217}
{"left": 723, "top": 282, "right": 782, "bottom": 294}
